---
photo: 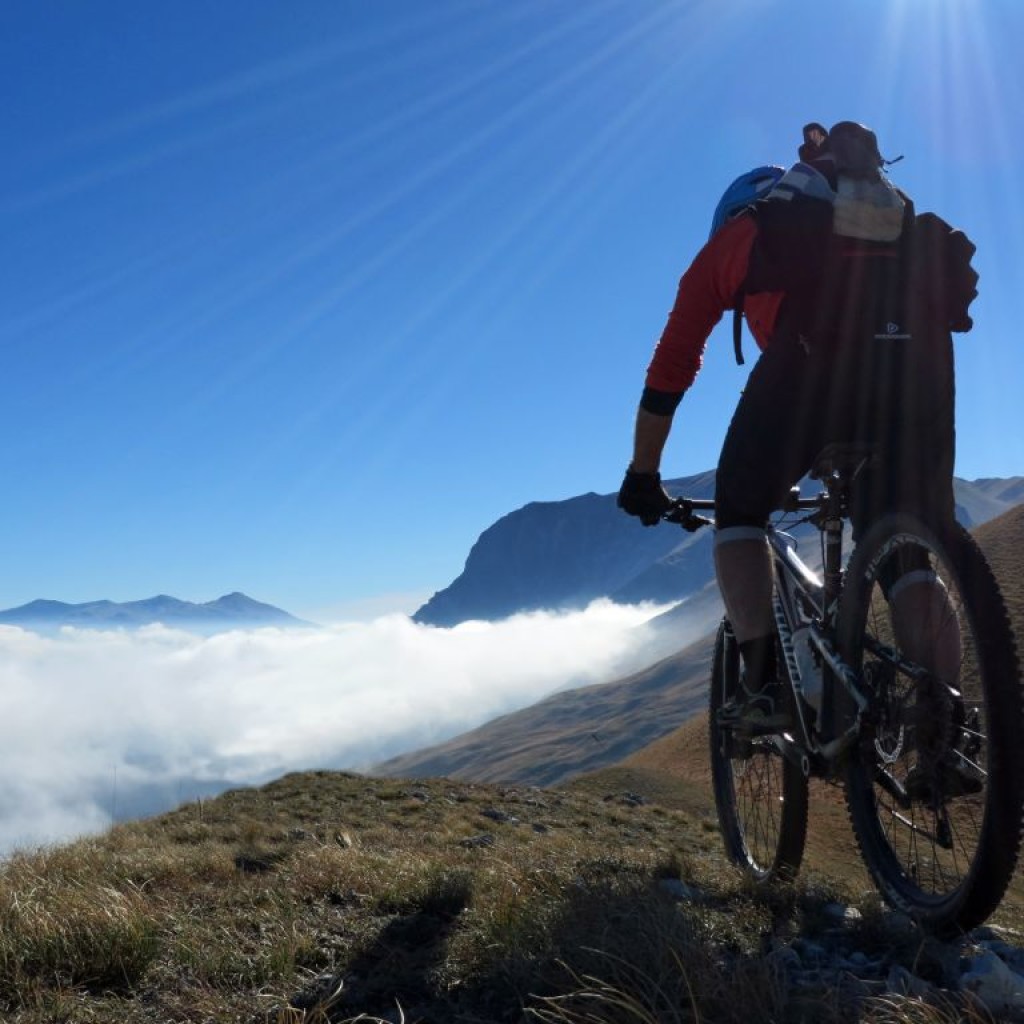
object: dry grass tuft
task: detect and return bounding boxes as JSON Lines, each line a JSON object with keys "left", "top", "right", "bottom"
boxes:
{"left": 0, "top": 862, "right": 159, "bottom": 1002}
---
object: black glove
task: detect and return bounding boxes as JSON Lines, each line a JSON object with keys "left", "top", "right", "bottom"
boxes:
{"left": 617, "top": 468, "right": 672, "bottom": 526}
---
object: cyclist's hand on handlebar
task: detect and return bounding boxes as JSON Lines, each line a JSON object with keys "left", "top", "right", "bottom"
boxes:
{"left": 617, "top": 468, "right": 673, "bottom": 526}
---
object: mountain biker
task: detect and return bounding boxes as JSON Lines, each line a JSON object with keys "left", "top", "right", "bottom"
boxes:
{"left": 617, "top": 121, "right": 978, "bottom": 736}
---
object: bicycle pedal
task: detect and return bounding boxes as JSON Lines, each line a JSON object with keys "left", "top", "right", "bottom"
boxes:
{"left": 718, "top": 702, "right": 789, "bottom": 737}
{"left": 717, "top": 703, "right": 741, "bottom": 725}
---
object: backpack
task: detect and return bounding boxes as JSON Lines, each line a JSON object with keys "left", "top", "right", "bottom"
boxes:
{"left": 722, "top": 158, "right": 977, "bottom": 362}
{"left": 907, "top": 213, "right": 978, "bottom": 334}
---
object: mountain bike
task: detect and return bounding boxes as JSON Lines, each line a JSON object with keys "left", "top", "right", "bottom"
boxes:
{"left": 665, "top": 442, "right": 1024, "bottom": 936}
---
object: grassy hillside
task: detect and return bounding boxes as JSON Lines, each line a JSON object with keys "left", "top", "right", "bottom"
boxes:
{"left": 972, "top": 502, "right": 1024, "bottom": 629}
{"left": 0, "top": 768, "right": 1006, "bottom": 1024}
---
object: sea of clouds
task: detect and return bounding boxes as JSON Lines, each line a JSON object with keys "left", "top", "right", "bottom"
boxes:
{"left": 0, "top": 599, "right": 689, "bottom": 855}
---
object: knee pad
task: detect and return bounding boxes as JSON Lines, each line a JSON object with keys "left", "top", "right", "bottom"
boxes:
{"left": 878, "top": 545, "right": 934, "bottom": 598}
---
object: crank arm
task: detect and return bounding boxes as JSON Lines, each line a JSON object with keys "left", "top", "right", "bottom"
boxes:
{"left": 873, "top": 765, "right": 912, "bottom": 810}
{"left": 771, "top": 732, "right": 811, "bottom": 777}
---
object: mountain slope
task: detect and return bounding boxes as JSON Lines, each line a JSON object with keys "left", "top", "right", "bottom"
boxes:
{"left": 413, "top": 470, "right": 716, "bottom": 626}
{"left": 958, "top": 476, "right": 1024, "bottom": 523}
{"left": 376, "top": 631, "right": 715, "bottom": 786}
{"left": 971, "top": 501, "right": 1024, "bottom": 628}
{"left": 415, "top": 473, "right": 1023, "bottom": 627}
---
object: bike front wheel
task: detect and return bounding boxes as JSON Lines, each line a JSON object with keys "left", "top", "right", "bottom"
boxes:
{"left": 840, "top": 514, "right": 1024, "bottom": 935}
{"left": 708, "top": 619, "right": 808, "bottom": 883}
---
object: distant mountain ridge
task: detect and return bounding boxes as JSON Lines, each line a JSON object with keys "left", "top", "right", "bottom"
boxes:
{"left": 0, "top": 591, "right": 310, "bottom": 634}
{"left": 414, "top": 472, "right": 1024, "bottom": 627}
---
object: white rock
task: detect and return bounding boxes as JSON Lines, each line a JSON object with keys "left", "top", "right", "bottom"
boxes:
{"left": 960, "top": 951, "right": 1024, "bottom": 1018}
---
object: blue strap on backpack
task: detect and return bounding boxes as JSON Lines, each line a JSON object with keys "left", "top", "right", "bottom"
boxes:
{"left": 709, "top": 165, "right": 786, "bottom": 239}
{"left": 709, "top": 165, "right": 785, "bottom": 364}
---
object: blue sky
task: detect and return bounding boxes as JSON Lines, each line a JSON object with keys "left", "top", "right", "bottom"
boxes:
{"left": 3, "top": 0, "right": 1023, "bottom": 620}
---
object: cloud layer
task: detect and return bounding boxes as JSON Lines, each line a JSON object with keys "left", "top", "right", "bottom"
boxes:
{"left": 0, "top": 600, "right": 675, "bottom": 854}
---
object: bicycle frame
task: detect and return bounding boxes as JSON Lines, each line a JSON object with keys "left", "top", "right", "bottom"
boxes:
{"left": 669, "top": 466, "right": 873, "bottom": 777}
{"left": 768, "top": 506, "right": 866, "bottom": 770}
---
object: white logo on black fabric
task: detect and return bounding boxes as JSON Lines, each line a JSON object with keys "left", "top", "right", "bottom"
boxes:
{"left": 875, "top": 321, "right": 912, "bottom": 341}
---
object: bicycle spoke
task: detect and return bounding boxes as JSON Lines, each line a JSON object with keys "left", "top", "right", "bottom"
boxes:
{"left": 733, "top": 745, "right": 786, "bottom": 871}
{"left": 709, "top": 623, "right": 807, "bottom": 883}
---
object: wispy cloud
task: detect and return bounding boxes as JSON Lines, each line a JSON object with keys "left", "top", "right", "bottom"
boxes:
{"left": 0, "top": 600, "right": 674, "bottom": 854}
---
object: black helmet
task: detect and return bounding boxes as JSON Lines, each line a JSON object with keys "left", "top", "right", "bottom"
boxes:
{"left": 822, "top": 121, "right": 884, "bottom": 180}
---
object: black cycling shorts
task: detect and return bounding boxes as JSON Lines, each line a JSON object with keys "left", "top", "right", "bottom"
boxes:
{"left": 714, "top": 327, "right": 955, "bottom": 539}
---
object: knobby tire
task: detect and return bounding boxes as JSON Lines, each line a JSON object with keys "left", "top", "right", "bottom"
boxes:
{"left": 839, "top": 514, "right": 1024, "bottom": 936}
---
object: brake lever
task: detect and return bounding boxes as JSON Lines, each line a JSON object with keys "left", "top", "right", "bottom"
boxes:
{"left": 663, "top": 499, "right": 713, "bottom": 532}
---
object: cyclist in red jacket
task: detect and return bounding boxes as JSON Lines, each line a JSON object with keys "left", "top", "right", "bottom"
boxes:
{"left": 618, "top": 122, "right": 976, "bottom": 735}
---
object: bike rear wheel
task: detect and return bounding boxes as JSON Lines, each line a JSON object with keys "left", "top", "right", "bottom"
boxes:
{"left": 840, "top": 514, "right": 1024, "bottom": 935}
{"left": 709, "top": 619, "right": 808, "bottom": 882}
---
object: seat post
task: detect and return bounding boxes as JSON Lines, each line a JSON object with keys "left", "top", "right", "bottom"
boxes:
{"left": 809, "top": 441, "right": 874, "bottom": 615}
{"left": 822, "top": 476, "right": 846, "bottom": 613}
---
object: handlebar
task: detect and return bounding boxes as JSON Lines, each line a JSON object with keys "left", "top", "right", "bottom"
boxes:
{"left": 662, "top": 487, "right": 829, "bottom": 531}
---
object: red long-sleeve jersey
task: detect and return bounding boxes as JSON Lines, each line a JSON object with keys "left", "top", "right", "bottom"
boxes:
{"left": 644, "top": 214, "right": 785, "bottom": 395}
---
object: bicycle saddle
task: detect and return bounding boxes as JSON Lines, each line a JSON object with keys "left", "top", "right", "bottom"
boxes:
{"left": 809, "top": 442, "right": 877, "bottom": 481}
